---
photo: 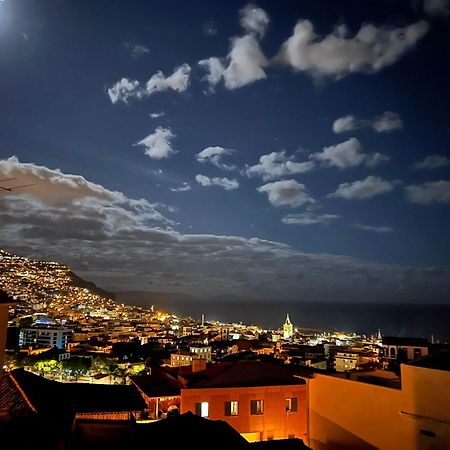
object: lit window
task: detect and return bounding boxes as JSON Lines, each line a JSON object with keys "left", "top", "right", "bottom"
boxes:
{"left": 250, "top": 399, "right": 264, "bottom": 415}
{"left": 195, "top": 402, "right": 209, "bottom": 418}
{"left": 285, "top": 398, "right": 298, "bottom": 413}
{"left": 225, "top": 401, "right": 239, "bottom": 416}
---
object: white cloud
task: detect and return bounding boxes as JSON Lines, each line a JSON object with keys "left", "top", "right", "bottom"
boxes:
{"left": 108, "top": 64, "right": 191, "bottom": 104}
{"left": 223, "top": 35, "right": 268, "bottom": 89}
{"left": 150, "top": 112, "right": 165, "bottom": 119}
{"left": 136, "top": 127, "right": 177, "bottom": 159}
{"left": 107, "top": 78, "right": 141, "bottom": 104}
{"left": 196, "top": 146, "right": 237, "bottom": 171}
{"left": 170, "top": 182, "right": 191, "bottom": 192}
{"left": 424, "top": 0, "right": 449, "bottom": 17}
{"left": 405, "top": 180, "right": 450, "bottom": 204}
{"left": 276, "top": 19, "right": 429, "bottom": 78}
{"left": 0, "top": 156, "right": 170, "bottom": 228}
{"left": 257, "top": 179, "right": 314, "bottom": 207}
{"left": 328, "top": 176, "right": 394, "bottom": 200}
{"left": 413, "top": 155, "right": 450, "bottom": 170}
{"left": 333, "top": 115, "right": 368, "bottom": 134}
{"left": 2, "top": 157, "right": 450, "bottom": 302}
{"left": 239, "top": 3, "right": 270, "bottom": 39}
{"left": 200, "top": 35, "right": 268, "bottom": 91}
{"left": 282, "top": 212, "right": 339, "bottom": 225}
{"left": 146, "top": 63, "right": 191, "bottom": 95}
{"left": 195, "top": 174, "right": 239, "bottom": 190}
{"left": 353, "top": 223, "right": 394, "bottom": 233}
{"left": 311, "top": 138, "right": 388, "bottom": 169}
{"left": 129, "top": 44, "right": 150, "bottom": 58}
{"left": 198, "top": 57, "right": 226, "bottom": 93}
{"left": 333, "top": 112, "right": 403, "bottom": 133}
{"left": 372, "top": 112, "right": 404, "bottom": 132}
{"left": 246, "top": 151, "right": 315, "bottom": 181}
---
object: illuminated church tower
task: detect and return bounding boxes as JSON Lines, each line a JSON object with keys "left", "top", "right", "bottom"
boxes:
{"left": 283, "top": 313, "right": 293, "bottom": 340}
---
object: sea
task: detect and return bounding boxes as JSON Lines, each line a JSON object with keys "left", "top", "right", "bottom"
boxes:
{"left": 128, "top": 297, "right": 450, "bottom": 343}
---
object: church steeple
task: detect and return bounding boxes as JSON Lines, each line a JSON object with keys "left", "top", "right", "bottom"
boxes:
{"left": 283, "top": 313, "right": 293, "bottom": 340}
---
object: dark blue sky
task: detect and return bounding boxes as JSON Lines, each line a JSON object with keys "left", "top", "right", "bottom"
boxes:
{"left": 1, "top": 0, "right": 450, "bottom": 301}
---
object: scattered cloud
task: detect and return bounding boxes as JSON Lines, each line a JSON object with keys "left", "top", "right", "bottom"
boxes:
{"left": 423, "top": 0, "right": 449, "bottom": 17}
{"left": 372, "top": 111, "right": 404, "bottom": 132}
{"left": 328, "top": 176, "right": 394, "bottom": 200}
{"left": 107, "top": 78, "right": 141, "bottom": 104}
{"left": 282, "top": 212, "right": 339, "bottom": 225}
{"left": 195, "top": 174, "right": 239, "bottom": 190}
{"left": 196, "top": 146, "right": 238, "bottom": 171}
{"left": 333, "top": 112, "right": 403, "bottom": 134}
{"left": 413, "top": 155, "right": 450, "bottom": 170}
{"left": 135, "top": 127, "right": 177, "bottom": 159}
{"left": 246, "top": 151, "right": 315, "bottom": 181}
{"left": 405, "top": 180, "right": 450, "bottom": 204}
{"left": 257, "top": 179, "right": 314, "bottom": 207}
{"left": 145, "top": 63, "right": 191, "bottom": 95}
{"left": 2, "top": 157, "right": 450, "bottom": 302}
{"left": 199, "top": 35, "right": 268, "bottom": 91}
{"left": 311, "top": 138, "right": 389, "bottom": 169}
{"left": 150, "top": 111, "right": 165, "bottom": 119}
{"left": 198, "top": 57, "right": 226, "bottom": 93}
{"left": 276, "top": 20, "right": 429, "bottom": 78}
{"left": 239, "top": 3, "right": 270, "bottom": 39}
{"left": 107, "top": 64, "right": 191, "bottom": 104}
{"left": 352, "top": 223, "right": 394, "bottom": 233}
{"left": 124, "top": 43, "right": 150, "bottom": 58}
{"left": 223, "top": 34, "right": 268, "bottom": 89}
{"left": 170, "top": 182, "right": 191, "bottom": 192}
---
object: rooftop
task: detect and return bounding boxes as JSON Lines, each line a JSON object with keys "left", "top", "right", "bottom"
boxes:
{"left": 186, "top": 360, "right": 309, "bottom": 389}
{"left": 407, "top": 350, "right": 450, "bottom": 372}
{"left": 130, "top": 366, "right": 185, "bottom": 398}
{"left": 9, "top": 369, "right": 146, "bottom": 420}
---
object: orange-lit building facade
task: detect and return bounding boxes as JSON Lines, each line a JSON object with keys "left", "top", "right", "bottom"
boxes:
{"left": 181, "top": 384, "right": 307, "bottom": 442}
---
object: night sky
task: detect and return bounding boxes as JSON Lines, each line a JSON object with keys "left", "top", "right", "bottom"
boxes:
{"left": 1, "top": 0, "right": 450, "bottom": 303}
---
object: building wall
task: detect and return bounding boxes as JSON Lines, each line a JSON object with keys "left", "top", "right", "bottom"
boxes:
{"left": 181, "top": 384, "right": 307, "bottom": 442}
{"left": 309, "top": 365, "right": 450, "bottom": 450}
{"left": 309, "top": 374, "right": 411, "bottom": 450}
{"left": 401, "top": 364, "right": 450, "bottom": 449}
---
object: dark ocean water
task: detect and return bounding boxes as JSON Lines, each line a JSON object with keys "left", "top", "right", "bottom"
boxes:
{"left": 147, "top": 300, "right": 450, "bottom": 343}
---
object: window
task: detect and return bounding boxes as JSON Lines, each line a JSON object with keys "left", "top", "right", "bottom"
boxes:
{"left": 250, "top": 399, "right": 264, "bottom": 415}
{"left": 195, "top": 402, "right": 209, "bottom": 418}
{"left": 390, "top": 347, "right": 396, "bottom": 358}
{"left": 225, "top": 401, "right": 239, "bottom": 416}
{"left": 285, "top": 398, "right": 298, "bottom": 413}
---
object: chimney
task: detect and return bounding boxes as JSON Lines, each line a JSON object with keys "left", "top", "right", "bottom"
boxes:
{"left": 191, "top": 358, "right": 207, "bottom": 373}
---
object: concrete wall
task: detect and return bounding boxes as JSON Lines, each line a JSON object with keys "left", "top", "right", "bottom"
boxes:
{"left": 308, "top": 374, "right": 412, "bottom": 450}
{"left": 181, "top": 384, "right": 307, "bottom": 442}
{"left": 401, "top": 364, "right": 450, "bottom": 449}
{"left": 309, "top": 365, "right": 450, "bottom": 450}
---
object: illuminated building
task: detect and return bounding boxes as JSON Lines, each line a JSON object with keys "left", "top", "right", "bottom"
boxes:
{"left": 382, "top": 336, "right": 429, "bottom": 361}
{"left": 181, "top": 360, "right": 309, "bottom": 442}
{"left": 19, "top": 326, "right": 72, "bottom": 349}
{"left": 283, "top": 314, "right": 294, "bottom": 340}
{"left": 308, "top": 351, "right": 450, "bottom": 449}
{"left": 189, "top": 345, "right": 212, "bottom": 362}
